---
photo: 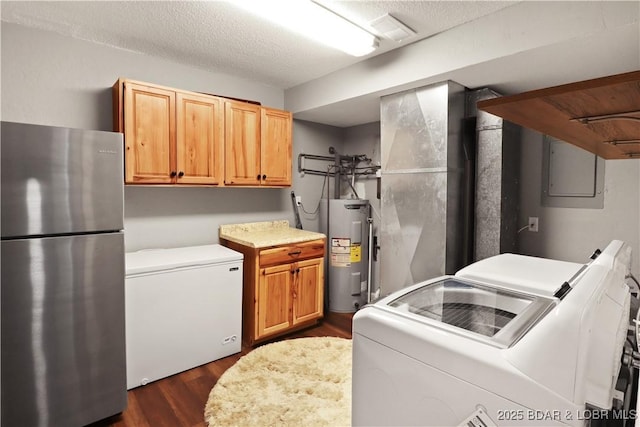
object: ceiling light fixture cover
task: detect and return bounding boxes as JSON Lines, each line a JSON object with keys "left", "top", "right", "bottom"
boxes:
{"left": 228, "top": 0, "right": 379, "bottom": 57}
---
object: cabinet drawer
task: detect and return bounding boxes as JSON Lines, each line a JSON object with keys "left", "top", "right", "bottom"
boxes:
{"left": 259, "top": 239, "right": 325, "bottom": 267}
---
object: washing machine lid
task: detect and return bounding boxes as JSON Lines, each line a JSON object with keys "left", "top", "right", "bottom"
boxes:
{"left": 126, "top": 244, "right": 243, "bottom": 275}
{"left": 381, "top": 277, "right": 556, "bottom": 348}
{"left": 455, "top": 253, "right": 582, "bottom": 297}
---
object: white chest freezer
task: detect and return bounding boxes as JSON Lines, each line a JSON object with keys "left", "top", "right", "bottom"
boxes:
{"left": 353, "top": 240, "right": 635, "bottom": 426}
{"left": 125, "top": 244, "right": 243, "bottom": 389}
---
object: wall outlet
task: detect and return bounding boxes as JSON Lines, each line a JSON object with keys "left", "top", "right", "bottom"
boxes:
{"left": 295, "top": 196, "right": 302, "bottom": 207}
{"left": 528, "top": 217, "right": 539, "bottom": 232}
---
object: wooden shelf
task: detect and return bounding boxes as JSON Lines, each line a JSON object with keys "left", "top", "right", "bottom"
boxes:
{"left": 477, "top": 70, "right": 640, "bottom": 160}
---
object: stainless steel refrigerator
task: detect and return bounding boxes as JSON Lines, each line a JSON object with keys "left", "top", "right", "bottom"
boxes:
{"left": 1, "top": 121, "right": 127, "bottom": 426}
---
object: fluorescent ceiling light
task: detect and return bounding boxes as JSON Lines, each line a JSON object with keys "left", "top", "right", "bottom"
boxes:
{"left": 228, "top": 0, "right": 379, "bottom": 57}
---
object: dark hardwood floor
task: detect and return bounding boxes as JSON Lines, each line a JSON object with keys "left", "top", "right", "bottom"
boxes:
{"left": 92, "top": 312, "right": 353, "bottom": 427}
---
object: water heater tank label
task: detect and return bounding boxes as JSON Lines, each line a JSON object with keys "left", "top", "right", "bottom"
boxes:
{"left": 331, "top": 253, "right": 351, "bottom": 267}
{"left": 350, "top": 245, "right": 361, "bottom": 263}
{"left": 331, "top": 238, "right": 351, "bottom": 250}
{"left": 331, "top": 238, "right": 351, "bottom": 267}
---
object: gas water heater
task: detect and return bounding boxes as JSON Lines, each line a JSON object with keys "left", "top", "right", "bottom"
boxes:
{"left": 320, "top": 199, "right": 371, "bottom": 313}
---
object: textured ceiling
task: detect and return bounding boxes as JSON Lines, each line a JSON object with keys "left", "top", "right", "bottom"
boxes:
{"left": 0, "top": 0, "right": 517, "bottom": 89}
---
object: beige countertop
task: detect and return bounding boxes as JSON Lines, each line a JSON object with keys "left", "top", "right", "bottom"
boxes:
{"left": 219, "top": 220, "right": 325, "bottom": 248}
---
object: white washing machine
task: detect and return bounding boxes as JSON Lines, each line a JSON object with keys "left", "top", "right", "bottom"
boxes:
{"left": 353, "top": 240, "right": 634, "bottom": 426}
{"left": 125, "top": 244, "right": 243, "bottom": 389}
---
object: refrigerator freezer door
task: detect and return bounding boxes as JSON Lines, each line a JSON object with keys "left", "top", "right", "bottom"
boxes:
{"left": 1, "top": 232, "right": 126, "bottom": 426}
{"left": 1, "top": 121, "right": 124, "bottom": 238}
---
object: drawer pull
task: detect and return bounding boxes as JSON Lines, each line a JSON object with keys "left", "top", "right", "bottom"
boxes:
{"left": 258, "top": 239, "right": 325, "bottom": 267}
{"left": 229, "top": 266, "right": 239, "bottom": 271}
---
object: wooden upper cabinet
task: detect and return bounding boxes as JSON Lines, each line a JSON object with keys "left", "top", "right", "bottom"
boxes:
{"left": 116, "top": 78, "right": 224, "bottom": 185}
{"left": 225, "top": 101, "right": 293, "bottom": 187}
{"left": 176, "top": 92, "right": 223, "bottom": 185}
{"left": 123, "top": 82, "right": 175, "bottom": 184}
{"left": 115, "top": 78, "right": 292, "bottom": 186}
{"left": 224, "top": 101, "right": 261, "bottom": 185}
{"left": 261, "top": 107, "right": 292, "bottom": 186}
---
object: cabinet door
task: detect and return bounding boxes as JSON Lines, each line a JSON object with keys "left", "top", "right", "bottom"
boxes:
{"left": 292, "top": 258, "right": 324, "bottom": 325}
{"left": 261, "top": 108, "right": 292, "bottom": 186}
{"left": 257, "top": 263, "right": 292, "bottom": 339}
{"left": 123, "top": 82, "right": 175, "bottom": 184}
{"left": 225, "top": 101, "right": 261, "bottom": 185}
{"left": 176, "top": 93, "right": 223, "bottom": 185}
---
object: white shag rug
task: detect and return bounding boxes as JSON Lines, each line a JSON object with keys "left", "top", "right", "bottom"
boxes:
{"left": 204, "top": 337, "right": 352, "bottom": 427}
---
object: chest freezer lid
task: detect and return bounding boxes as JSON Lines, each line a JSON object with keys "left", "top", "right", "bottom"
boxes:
{"left": 455, "top": 253, "right": 582, "bottom": 297}
{"left": 126, "top": 244, "right": 243, "bottom": 275}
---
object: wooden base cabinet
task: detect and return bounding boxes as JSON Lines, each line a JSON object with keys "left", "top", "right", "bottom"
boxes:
{"left": 221, "top": 238, "right": 325, "bottom": 346}
{"left": 292, "top": 258, "right": 324, "bottom": 325}
{"left": 258, "top": 263, "right": 293, "bottom": 338}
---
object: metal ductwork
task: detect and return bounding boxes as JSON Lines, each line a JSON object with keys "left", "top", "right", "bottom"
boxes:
{"left": 379, "top": 82, "right": 521, "bottom": 296}
{"left": 468, "top": 88, "right": 521, "bottom": 261}
{"left": 379, "top": 81, "right": 468, "bottom": 296}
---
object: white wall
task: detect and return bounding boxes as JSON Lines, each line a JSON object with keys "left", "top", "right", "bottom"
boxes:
{"left": 4, "top": 22, "right": 639, "bottom": 279}
{"left": 292, "top": 120, "right": 344, "bottom": 231}
{"left": 1, "top": 23, "right": 283, "bottom": 131}
{"left": 342, "top": 122, "right": 381, "bottom": 204}
{"left": 286, "top": 1, "right": 640, "bottom": 125}
{"left": 518, "top": 128, "right": 640, "bottom": 278}
{"left": 1, "top": 23, "right": 334, "bottom": 251}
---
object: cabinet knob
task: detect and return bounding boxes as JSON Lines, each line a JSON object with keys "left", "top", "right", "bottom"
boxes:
{"left": 170, "top": 171, "right": 177, "bottom": 177}
{"left": 296, "top": 268, "right": 300, "bottom": 274}
{"left": 178, "top": 171, "right": 184, "bottom": 178}
{"left": 257, "top": 174, "right": 261, "bottom": 181}
{"left": 262, "top": 174, "right": 267, "bottom": 180}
